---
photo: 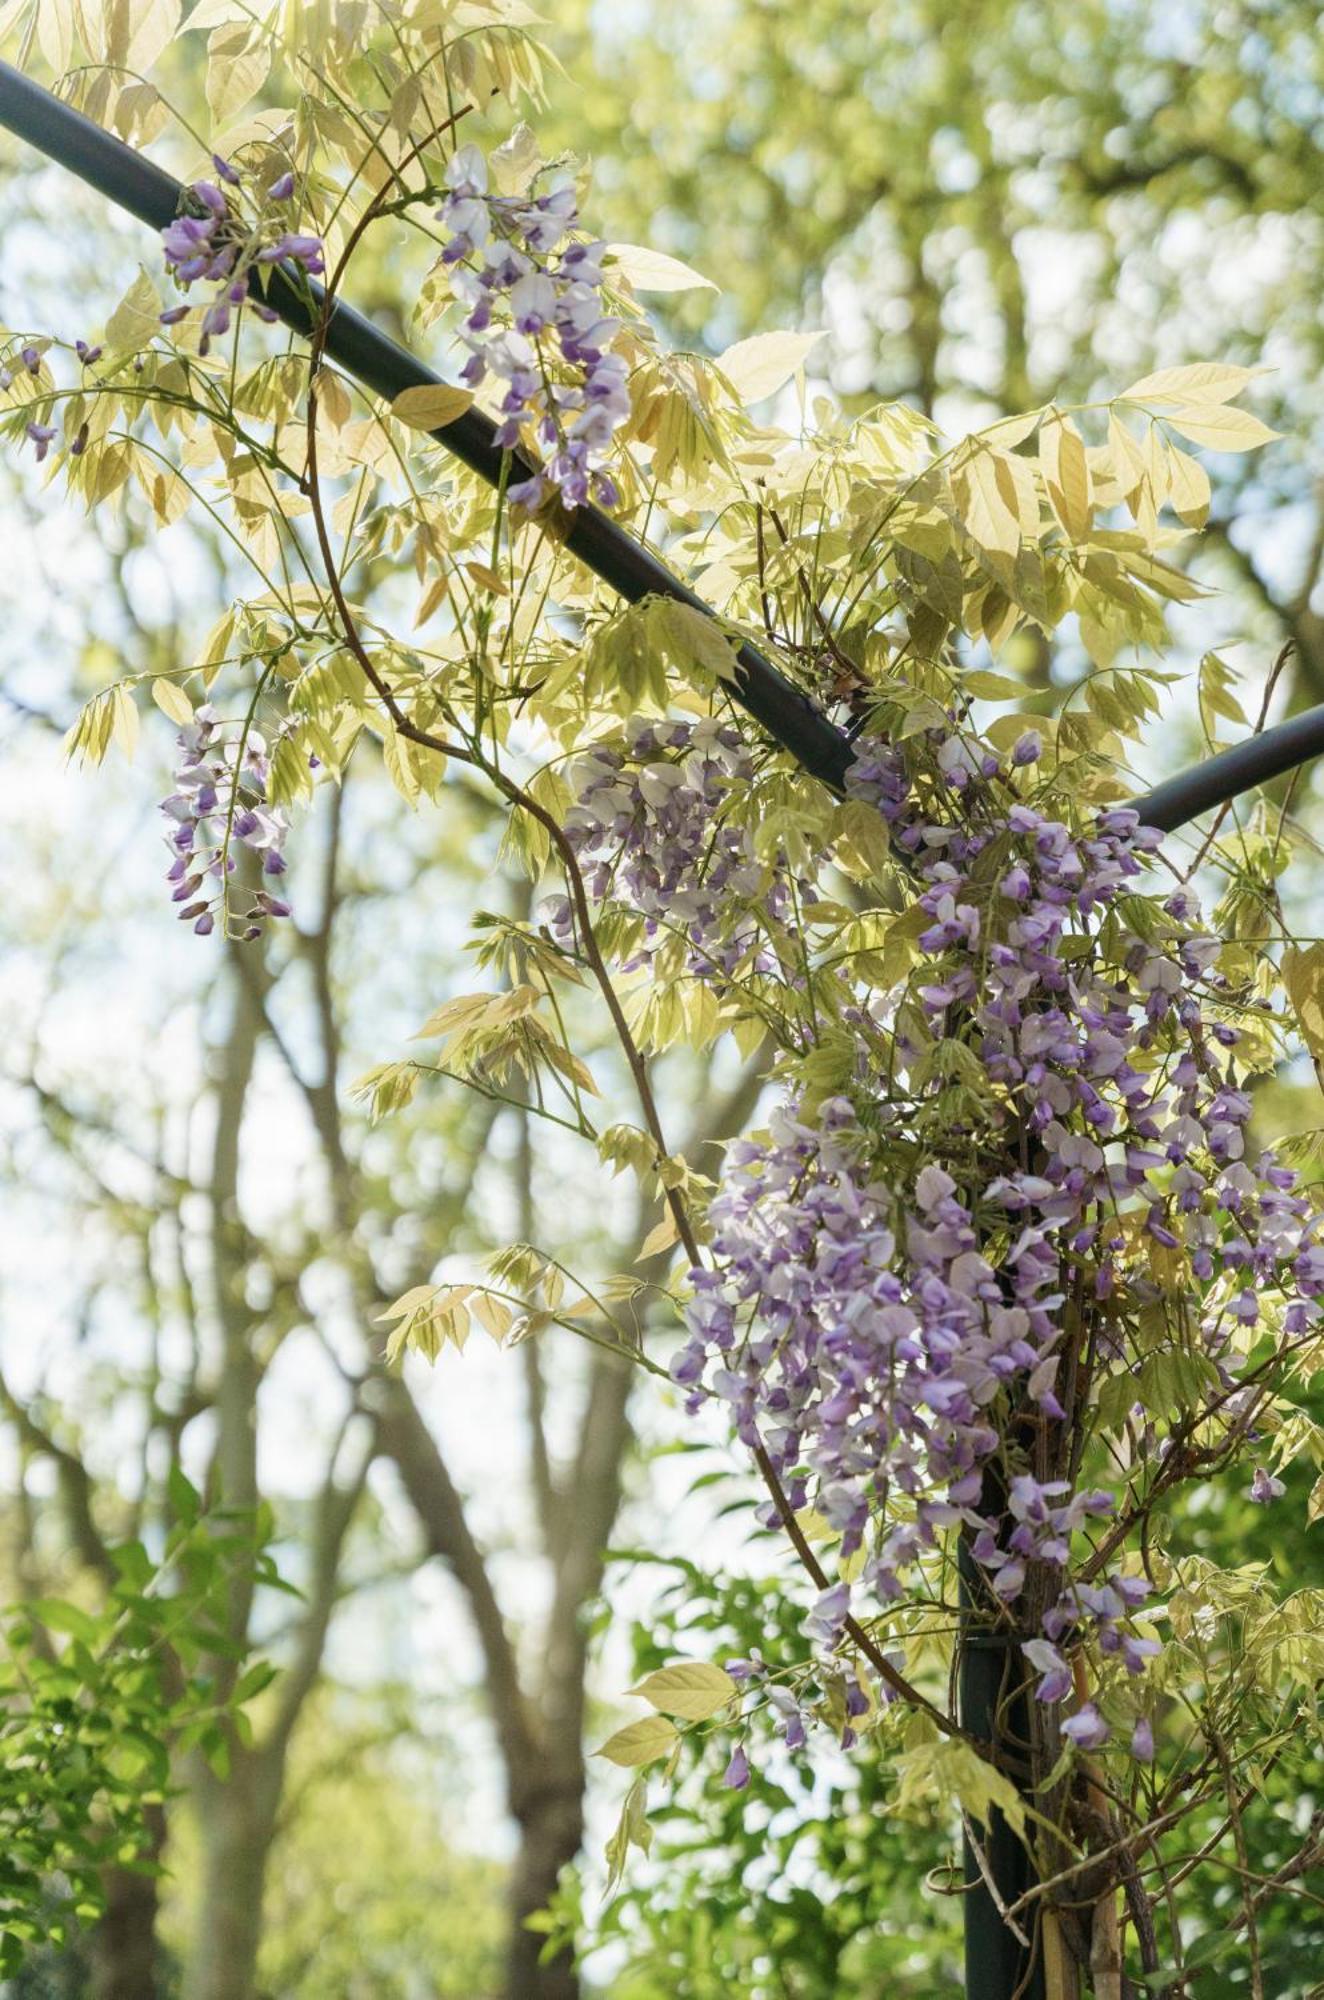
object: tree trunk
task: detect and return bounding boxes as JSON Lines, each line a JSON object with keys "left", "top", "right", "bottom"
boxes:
{"left": 183, "top": 1777, "right": 276, "bottom": 2000}
{"left": 90, "top": 1803, "right": 167, "bottom": 2000}
{"left": 505, "top": 1774, "right": 584, "bottom": 2000}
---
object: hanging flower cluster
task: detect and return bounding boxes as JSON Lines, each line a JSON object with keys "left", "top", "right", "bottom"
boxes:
{"left": 545, "top": 717, "right": 816, "bottom": 975}
{"left": 558, "top": 713, "right": 1320, "bottom": 1757}
{"left": 160, "top": 157, "right": 323, "bottom": 355}
{"left": 161, "top": 706, "right": 291, "bottom": 938}
{"left": 2, "top": 335, "right": 98, "bottom": 463}
{"left": 437, "top": 144, "right": 629, "bottom": 512}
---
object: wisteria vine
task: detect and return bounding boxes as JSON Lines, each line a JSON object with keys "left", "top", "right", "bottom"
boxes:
{"left": 7, "top": 102, "right": 1308, "bottom": 1794}
{"left": 549, "top": 711, "right": 1320, "bottom": 1771}
{"left": 438, "top": 143, "right": 629, "bottom": 512}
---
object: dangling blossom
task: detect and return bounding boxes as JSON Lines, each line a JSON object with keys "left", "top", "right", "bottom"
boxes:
{"left": 435, "top": 144, "right": 629, "bottom": 512}
{"left": 559, "top": 706, "right": 1322, "bottom": 1764}
{"left": 160, "top": 159, "right": 323, "bottom": 355}
{"left": 543, "top": 716, "right": 818, "bottom": 977}
{"left": 1062, "top": 1703, "right": 1110, "bottom": 1750}
{"left": 160, "top": 706, "right": 291, "bottom": 939}
{"left": 1249, "top": 1465, "right": 1285, "bottom": 1503}
{"left": 722, "top": 1743, "right": 750, "bottom": 1790}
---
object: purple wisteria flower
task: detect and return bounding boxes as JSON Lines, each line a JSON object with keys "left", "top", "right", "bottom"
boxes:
{"left": 1062, "top": 1703, "right": 1110, "bottom": 1751}
{"left": 436, "top": 144, "right": 629, "bottom": 512}
{"left": 161, "top": 706, "right": 291, "bottom": 939}
{"left": 543, "top": 716, "right": 817, "bottom": 978}
{"left": 722, "top": 1743, "right": 750, "bottom": 1790}
{"left": 159, "top": 160, "right": 323, "bottom": 353}
{"left": 1249, "top": 1465, "right": 1285, "bottom": 1503}
{"left": 560, "top": 707, "right": 1322, "bottom": 1769}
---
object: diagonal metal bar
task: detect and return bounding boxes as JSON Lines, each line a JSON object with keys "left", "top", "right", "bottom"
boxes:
{"left": 0, "top": 58, "right": 855, "bottom": 792}
{"left": 1135, "top": 697, "right": 1324, "bottom": 833}
{"left": 2, "top": 59, "right": 1322, "bottom": 834}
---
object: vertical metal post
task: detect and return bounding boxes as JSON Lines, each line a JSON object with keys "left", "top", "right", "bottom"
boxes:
{"left": 959, "top": 1541, "right": 1046, "bottom": 2000}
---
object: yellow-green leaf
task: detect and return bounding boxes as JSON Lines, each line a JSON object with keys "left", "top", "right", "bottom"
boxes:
{"left": 715, "top": 329, "right": 825, "bottom": 405}
{"left": 604, "top": 243, "right": 717, "bottom": 293}
{"left": 150, "top": 677, "right": 193, "bottom": 726}
{"left": 627, "top": 1662, "right": 736, "bottom": 1721}
{"left": 1283, "top": 944, "right": 1324, "bottom": 1063}
{"left": 316, "top": 367, "right": 354, "bottom": 430}
{"left": 833, "top": 799, "right": 890, "bottom": 880}
{"left": 1167, "top": 446, "right": 1212, "bottom": 527}
{"left": 1122, "top": 363, "right": 1256, "bottom": 407}
{"left": 1040, "top": 414, "right": 1092, "bottom": 540}
{"left": 108, "top": 0, "right": 180, "bottom": 70}
{"left": 638, "top": 1211, "right": 679, "bottom": 1262}
{"left": 473, "top": 1293, "right": 514, "bottom": 1343}
{"left": 1161, "top": 405, "right": 1280, "bottom": 453}
{"left": 963, "top": 670, "right": 1029, "bottom": 702}
{"left": 111, "top": 683, "right": 139, "bottom": 760}
{"left": 105, "top": 269, "right": 161, "bottom": 355}
{"left": 392, "top": 383, "right": 476, "bottom": 431}
{"left": 594, "top": 1716, "right": 679, "bottom": 1768}
{"left": 206, "top": 20, "right": 270, "bottom": 127}
{"left": 658, "top": 599, "right": 739, "bottom": 682}
{"left": 956, "top": 447, "right": 1022, "bottom": 557}
{"left": 375, "top": 1284, "right": 439, "bottom": 1325}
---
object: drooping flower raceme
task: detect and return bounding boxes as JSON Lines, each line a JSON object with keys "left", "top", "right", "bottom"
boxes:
{"left": 160, "top": 158, "right": 324, "bottom": 355}
{"left": 161, "top": 706, "right": 291, "bottom": 938}
{"left": 544, "top": 717, "right": 817, "bottom": 977}
{"left": 436, "top": 144, "right": 629, "bottom": 513}
{"left": 2, "top": 335, "right": 100, "bottom": 466}
{"left": 557, "top": 713, "right": 1320, "bottom": 1757}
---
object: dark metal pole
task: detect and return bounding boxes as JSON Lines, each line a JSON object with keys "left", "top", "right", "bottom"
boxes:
{"left": 1134, "top": 699, "right": 1324, "bottom": 832}
{"left": 960, "top": 1536, "right": 1046, "bottom": 2000}
{"left": 3, "top": 59, "right": 1322, "bottom": 2000}
{"left": 0, "top": 60, "right": 855, "bottom": 793}
{"left": 3, "top": 60, "right": 1321, "bottom": 828}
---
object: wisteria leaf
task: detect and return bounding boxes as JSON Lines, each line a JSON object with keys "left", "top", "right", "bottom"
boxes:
{"left": 391, "top": 383, "right": 476, "bottom": 431}
{"left": 604, "top": 243, "right": 717, "bottom": 293}
{"left": 715, "top": 330, "right": 825, "bottom": 405}
{"left": 628, "top": 1662, "right": 736, "bottom": 1721}
{"left": 594, "top": 1716, "right": 679, "bottom": 1768}
{"left": 1160, "top": 405, "right": 1280, "bottom": 453}
{"left": 1122, "top": 363, "right": 1256, "bottom": 407}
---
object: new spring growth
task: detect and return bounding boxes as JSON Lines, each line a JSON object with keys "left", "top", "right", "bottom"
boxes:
{"left": 160, "top": 156, "right": 324, "bottom": 355}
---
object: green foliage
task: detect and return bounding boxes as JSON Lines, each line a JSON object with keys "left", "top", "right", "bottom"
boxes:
{"left": 568, "top": 1548, "right": 961, "bottom": 1998}
{"left": 0, "top": 1509, "right": 279, "bottom": 1975}
{"left": 159, "top": 1693, "right": 507, "bottom": 2000}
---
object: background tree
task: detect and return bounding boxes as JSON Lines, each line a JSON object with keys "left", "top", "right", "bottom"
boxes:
{"left": 545, "top": 0, "right": 1324, "bottom": 705}
{"left": 1, "top": 3, "right": 1323, "bottom": 1996}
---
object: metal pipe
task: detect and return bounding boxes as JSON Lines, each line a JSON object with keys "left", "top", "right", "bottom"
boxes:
{"left": 960, "top": 1539, "right": 1047, "bottom": 2000}
{"left": 1, "top": 61, "right": 1314, "bottom": 834}
{"left": 0, "top": 59, "right": 855, "bottom": 793}
{"left": 1132, "top": 698, "right": 1324, "bottom": 833}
